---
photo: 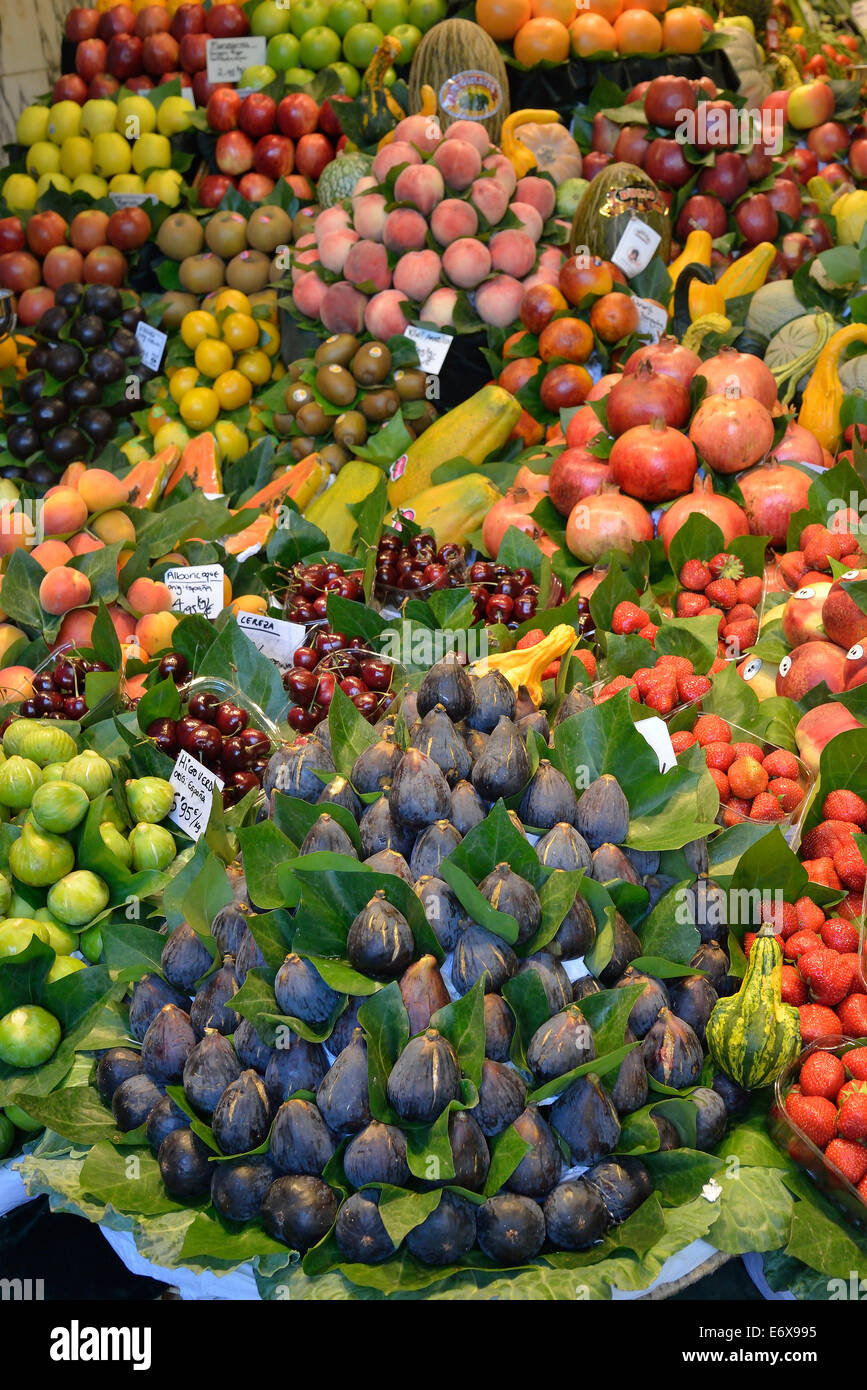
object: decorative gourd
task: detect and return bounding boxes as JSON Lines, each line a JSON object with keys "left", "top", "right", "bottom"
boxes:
{"left": 716, "top": 25, "right": 773, "bottom": 105}
{"left": 799, "top": 322, "right": 867, "bottom": 451}
{"left": 408, "top": 20, "right": 510, "bottom": 144}
{"left": 715, "top": 242, "right": 775, "bottom": 302}
{"left": 745, "top": 280, "right": 806, "bottom": 338}
{"left": 764, "top": 312, "right": 835, "bottom": 404}
{"left": 706, "top": 925, "right": 801, "bottom": 1090}
{"left": 570, "top": 163, "right": 671, "bottom": 266}
{"left": 513, "top": 121, "right": 582, "bottom": 184}
{"left": 667, "top": 229, "right": 711, "bottom": 312}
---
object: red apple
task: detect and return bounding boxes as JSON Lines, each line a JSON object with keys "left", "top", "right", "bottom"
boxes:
{"left": 135, "top": 5, "right": 171, "bottom": 38}
{"left": 761, "top": 90, "right": 790, "bottom": 120}
{"left": 65, "top": 7, "right": 99, "bottom": 40}
{"left": 42, "top": 245, "right": 85, "bottom": 290}
{"left": 779, "top": 231, "right": 812, "bottom": 274}
{"left": 52, "top": 73, "right": 89, "bottom": 103}
{"left": 75, "top": 37, "right": 108, "bottom": 81}
{"left": 295, "top": 132, "right": 333, "bottom": 181}
{"left": 239, "top": 93, "right": 276, "bottom": 139}
{"left": 787, "top": 79, "right": 835, "bottom": 130}
{"left": 204, "top": 3, "right": 248, "bottom": 36}
{"left": 591, "top": 112, "right": 620, "bottom": 155}
{"left": 215, "top": 130, "right": 255, "bottom": 176}
{"left": 253, "top": 133, "right": 294, "bottom": 179}
{"left": 17, "top": 287, "right": 55, "bottom": 326}
{"left": 70, "top": 209, "right": 110, "bottom": 253}
{"left": 582, "top": 151, "right": 612, "bottom": 179}
{"left": 276, "top": 92, "right": 319, "bottom": 139}
{"left": 207, "top": 87, "right": 241, "bottom": 132}
{"left": 766, "top": 177, "right": 802, "bottom": 220}
{"left": 97, "top": 3, "right": 135, "bottom": 39}
{"left": 179, "top": 31, "right": 208, "bottom": 72}
{"left": 142, "top": 31, "right": 179, "bottom": 75}
{"left": 107, "top": 206, "right": 152, "bottom": 250}
{"left": 802, "top": 215, "right": 833, "bottom": 253}
{"left": 286, "top": 173, "right": 314, "bottom": 200}
{"left": 818, "top": 161, "right": 854, "bottom": 193}
{"left": 781, "top": 147, "right": 819, "bottom": 183}
{"left": 83, "top": 245, "right": 128, "bottom": 286}
{"left": 806, "top": 120, "right": 850, "bottom": 161}
{"left": 745, "top": 145, "right": 773, "bottom": 182}
{"left": 124, "top": 74, "right": 154, "bottom": 92}
{"left": 192, "top": 70, "right": 220, "bottom": 105}
{"left": 0, "top": 252, "right": 41, "bottom": 293}
{"left": 849, "top": 137, "right": 867, "bottom": 180}
{"left": 318, "top": 95, "right": 350, "bottom": 137}
{"left": 159, "top": 71, "right": 182, "bottom": 84}
{"left": 171, "top": 3, "right": 206, "bottom": 38}
{"left": 0, "top": 218, "right": 25, "bottom": 254}
{"left": 26, "top": 211, "right": 68, "bottom": 257}
{"left": 238, "top": 172, "right": 275, "bottom": 201}
{"left": 336, "top": 134, "right": 348, "bottom": 154}
{"left": 88, "top": 73, "right": 120, "bottom": 97}
{"left": 197, "top": 173, "right": 235, "bottom": 207}
{"left": 106, "top": 33, "right": 144, "bottom": 79}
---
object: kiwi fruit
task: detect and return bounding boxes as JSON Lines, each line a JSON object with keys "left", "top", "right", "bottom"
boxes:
{"left": 316, "top": 363, "right": 357, "bottom": 407}
{"left": 293, "top": 206, "right": 319, "bottom": 241}
{"left": 178, "top": 253, "right": 225, "bottom": 294}
{"left": 288, "top": 359, "right": 308, "bottom": 381}
{"left": 296, "top": 401, "right": 331, "bottom": 436}
{"left": 226, "top": 249, "right": 271, "bottom": 293}
{"left": 351, "top": 341, "right": 391, "bottom": 386}
{"left": 291, "top": 435, "right": 316, "bottom": 460}
{"left": 273, "top": 412, "right": 295, "bottom": 435}
{"left": 361, "top": 388, "right": 400, "bottom": 422}
{"left": 315, "top": 334, "right": 359, "bottom": 367}
{"left": 285, "top": 382, "right": 315, "bottom": 415}
{"left": 157, "top": 212, "right": 204, "bottom": 260}
{"left": 333, "top": 410, "right": 367, "bottom": 449}
{"left": 158, "top": 291, "right": 199, "bottom": 330}
{"left": 394, "top": 367, "right": 427, "bottom": 401}
{"left": 205, "top": 209, "right": 248, "bottom": 258}
{"left": 320, "top": 444, "right": 349, "bottom": 472}
{"left": 247, "top": 205, "right": 293, "bottom": 252}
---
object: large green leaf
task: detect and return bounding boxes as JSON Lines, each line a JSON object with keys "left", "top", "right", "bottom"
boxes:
{"left": 238, "top": 821, "right": 296, "bottom": 910}
{"left": 198, "top": 621, "right": 287, "bottom": 722}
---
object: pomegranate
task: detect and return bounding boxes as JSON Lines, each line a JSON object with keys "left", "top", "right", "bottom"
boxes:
{"left": 549, "top": 448, "right": 612, "bottom": 517}
{"left": 657, "top": 475, "right": 749, "bottom": 554}
{"left": 606, "top": 362, "right": 690, "bottom": 435}
{"left": 689, "top": 393, "right": 775, "bottom": 474}
{"left": 624, "top": 336, "right": 699, "bottom": 389}
{"left": 738, "top": 461, "right": 812, "bottom": 549}
{"left": 482, "top": 482, "right": 554, "bottom": 558}
{"left": 696, "top": 346, "right": 777, "bottom": 409}
{"left": 771, "top": 420, "right": 825, "bottom": 469}
{"left": 609, "top": 419, "right": 697, "bottom": 503}
{"left": 565, "top": 404, "right": 606, "bottom": 449}
{"left": 566, "top": 489, "right": 654, "bottom": 563}
{"left": 586, "top": 372, "right": 621, "bottom": 400}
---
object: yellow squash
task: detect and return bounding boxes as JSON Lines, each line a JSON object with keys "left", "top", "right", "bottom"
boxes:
{"left": 387, "top": 384, "right": 521, "bottom": 507}
{"left": 715, "top": 242, "right": 775, "bottom": 301}
{"left": 799, "top": 322, "right": 867, "bottom": 452}
{"left": 667, "top": 229, "right": 712, "bottom": 313}
{"left": 500, "top": 109, "right": 560, "bottom": 178}
{"left": 471, "top": 624, "right": 576, "bottom": 705}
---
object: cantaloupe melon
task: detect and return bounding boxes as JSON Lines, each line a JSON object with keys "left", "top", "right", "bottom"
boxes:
{"left": 408, "top": 19, "right": 510, "bottom": 145}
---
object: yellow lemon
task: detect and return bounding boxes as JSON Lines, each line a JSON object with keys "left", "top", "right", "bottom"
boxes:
{"left": 36, "top": 172, "right": 72, "bottom": 197}
{"left": 221, "top": 311, "right": 259, "bottom": 352}
{"left": 144, "top": 169, "right": 183, "bottom": 205}
{"left": 157, "top": 96, "right": 195, "bottom": 135}
{"left": 215, "top": 421, "right": 249, "bottom": 463}
{"left": 235, "top": 349, "right": 272, "bottom": 386}
{"left": 214, "top": 370, "right": 253, "bottom": 410}
{"left": 16, "top": 105, "right": 50, "bottom": 146}
{"left": 179, "top": 387, "right": 220, "bottom": 428}
{"left": 71, "top": 173, "right": 108, "bottom": 198}
{"left": 25, "top": 142, "right": 61, "bottom": 178}
{"left": 194, "top": 338, "right": 234, "bottom": 379}
{"left": 93, "top": 131, "right": 132, "bottom": 178}
{"left": 180, "top": 311, "right": 219, "bottom": 349}
{"left": 169, "top": 366, "right": 200, "bottom": 403}
{"left": 59, "top": 136, "right": 93, "bottom": 179}
{"left": 153, "top": 420, "right": 191, "bottom": 452}
{"left": 80, "top": 99, "right": 118, "bottom": 137}
{"left": 115, "top": 95, "right": 156, "bottom": 138}
{"left": 46, "top": 101, "right": 82, "bottom": 144}
{"left": 131, "top": 133, "right": 171, "bottom": 174}
{"left": 213, "top": 289, "right": 251, "bottom": 315}
{"left": 108, "top": 173, "right": 145, "bottom": 194}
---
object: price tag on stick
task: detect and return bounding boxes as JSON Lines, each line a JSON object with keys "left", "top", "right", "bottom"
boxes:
{"left": 168, "top": 750, "right": 224, "bottom": 841}
{"left": 135, "top": 322, "right": 167, "bottom": 371}
{"left": 405, "top": 324, "right": 452, "bottom": 376}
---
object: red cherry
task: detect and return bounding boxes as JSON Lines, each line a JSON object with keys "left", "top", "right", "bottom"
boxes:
{"left": 359, "top": 658, "right": 392, "bottom": 692}
{"left": 486, "top": 594, "right": 515, "bottom": 622}
{"left": 352, "top": 690, "right": 379, "bottom": 720}
{"left": 293, "top": 646, "right": 318, "bottom": 671}
{"left": 285, "top": 668, "right": 317, "bottom": 707}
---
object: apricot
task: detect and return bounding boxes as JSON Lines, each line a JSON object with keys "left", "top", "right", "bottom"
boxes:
{"left": 158, "top": 553, "right": 187, "bottom": 566}
{"left": 108, "top": 603, "right": 137, "bottom": 643}
{"left": 228, "top": 594, "right": 267, "bottom": 615}
{"left": 60, "top": 461, "right": 86, "bottom": 489}
{"left": 489, "top": 229, "right": 537, "bottom": 279}
{"left": 393, "top": 249, "right": 442, "bottom": 302}
{"left": 67, "top": 531, "right": 104, "bottom": 555}
{"left": 352, "top": 192, "right": 387, "bottom": 243}
{"left": 91, "top": 510, "right": 136, "bottom": 546}
{"left": 319, "top": 281, "right": 367, "bottom": 336}
{"left": 77, "top": 468, "right": 130, "bottom": 514}
{"left": 382, "top": 208, "right": 428, "bottom": 254}
{"left": 318, "top": 229, "right": 359, "bottom": 275}
{"left": 123, "top": 672, "right": 148, "bottom": 701}
{"left": 476, "top": 275, "right": 526, "bottom": 329}
{"left": 42, "top": 487, "right": 89, "bottom": 538}
{"left": 0, "top": 506, "right": 36, "bottom": 556}
{"left": 135, "top": 611, "right": 179, "bottom": 656}
{"left": 55, "top": 607, "right": 96, "bottom": 649}
{"left": 39, "top": 567, "right": 92, "bottom": 616}
{"left": 127, "top": 577, "right": 173, "bottom": 616}
{"left": 344, "top": 239, "right": 391, "bottom": 292}
{"left": 121, "top": 640, "right": 148, "bottom": 666}
{"left": 363, "top": 289, "right": 408, "bottom": 339}
{"left": 432, "top": 139, "right": 482, "bottom": 192}
{"left": 393, "top": 164, "right": 444, "bottom": 216}
{"left": 470, "top": 177, "right": 510, "bottom": 227}
{"left": 515, "top": 176, "right": 556, "bottom": 220}
{"left": 419, "top": 287, "right": 457, "bottom": 329}
{"left": 371, "top": 141, "right": 422, "bottom": 182}
{"left": 31, "top": 539, "right": 74, "bottom": 571}
{"left": 0, "top": 665, "right": 34, "bottom": 700}
{"left": 430, "top": 198, "right": 478, "bottom": 247}
{"left": 442, "top": 237, "right": 492, "bottom": 289}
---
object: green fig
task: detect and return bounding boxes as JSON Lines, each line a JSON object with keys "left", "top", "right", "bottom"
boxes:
{"left": 3, "top": 719, "right": 76, "bottom": 767}
{"left": 0, "top": 874, "right": 12, "bottom": 916}
{"left": 0, "top": 1003, "right": 61, "bottom": 1067}
{"left": 41, "top": 762, "right": 68, "bottom": 783}
{"left": 0, "top": 918, "right": 50, "bottom": 957}
{"left": 9, "top": 821, "right": 74, "bottom": 886}
{"left": 125, "top": 776, "right": 175, "bottom": 824}
{"left": 46, "top": 869, "right": 110, "bottom": 926}
{"left": 62, "top": 750, "right": 113, "bottom": 798}
{"left": 0, "top": 757, "right": 43, "bottom": 810}
{"left": 100, "top": 821, "right": 132, "bottom": 866}
{"left": 129, "top": 822, "right": 176, "bottom": 871}
{"left": 30, "top": 780, "right": 89, "bottom": 834}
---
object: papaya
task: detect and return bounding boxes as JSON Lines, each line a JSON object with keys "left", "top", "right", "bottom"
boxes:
{"left": 165, "top": 433, "right": 222, "bottom": 497}
{"left": 125, "top": 446, "right": 177, "bottom": 509}
{"left": 304, "top": 460, "right": 382, "bottom": 553}
{"left": 224, "top": 455, "right": 330, "bottom": 556}
{"left": 223, "top": 514, "right": 275, "bottom": 557}
{"left": 387, "top": 385, "right": 522, "bottom": 507}
{"left": 394, "top": 474, "right": 502, "bottom": 548}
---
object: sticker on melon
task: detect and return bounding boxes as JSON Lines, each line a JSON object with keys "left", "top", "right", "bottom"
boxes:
{"left": 165, "top": 432, "right": 223, "bottom": 497}
{"left": 439, "top": 70, "right": 501, "bottom": 121}
{"left": 124, "top": 445, "right": 178, "bottom": 510}
{"left": 611, "top": 217, "right": 662, "bottom": 279}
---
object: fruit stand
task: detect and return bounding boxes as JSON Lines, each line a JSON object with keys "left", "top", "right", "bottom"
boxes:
{"left": 1, "top": 0, "right": 867, "bottom": 1317}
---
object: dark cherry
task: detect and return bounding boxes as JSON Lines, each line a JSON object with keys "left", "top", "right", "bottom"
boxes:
{"left": 285, "top": 668, "right": 317, "bottom": 707}
{"left": 189, "top": 724, "right": 222, "bottom": 764}
{"left": 215, "top": 701, "right": 249, "bottom": 735}
{"left": 399, "top": 569, "right": 427, "bottom": 590}
{"left": 90, "top": 661, "right": 111, "bottom": 673}
{"left": 497, "top": 576, "right": 524, "bottom": 599}
{"left": 222, "top": 785, "right": 242, "bottom": 808}
{"left": 159, "top": 652, "right": 189, "bottom": 684}
{"left": 512, "top": 568, "right": 534, "bottom": 588}
{"left": 293, "top": 646, "right": 319, "bottom": 671}
{"left": 314, "top": 672, "right": 336, "bottom": 708}
{"left": 352, "top": 691, "right": 379, "bottom": 720}
{"left": 314, "top": 630, "right": 348, "bottom": 657}
{"left": 147, "top": 717, "right": 178, "bottom": 754}
{"left": 64, "top": 696, "right": 88, "bottom": 720}
{"left": 239, "top": 729, "right": 269, "bottom": 758}
{"left": 339, "top": 675, "right": 366, "bottom": 700}
{"left": 323, "top": 563, "right": 344, "bottom": 581}
{"left": 53, "top": 661, "right": 77, "bottom": 693}
{"left": 470, "top": 561, "right": 494, "bottom": 583}
{"left": 336, "top": 577, "right": 360, "bottom": 600}
{"left": 231, "top": 770, "right": 261, "bottom": 795}
{"left": 19, "top": 700, "right": 39, "bottom": 718}
{"left": 188, "top": 691, "right": 219, "bottom": 721}
{"left": 287, "top": 706, "right": 318, "bottom": 733}
{"left": 486, "top": 594, "right": 514, "bottom": 622}
{"left": 292, "top": 599, "right": 318, "bottom": 623}
{"left": 175, "top": 716, "right": 203, "bottom": 751}
{"left": 359, "top": 659, "right": 392, "bottom": 692}
{"left": 378, "top": 534, "right": 400, "bottom": 552}
{"left": 347, "top": 637, "right": 366, "bottom": 651}
{"left": 377, "top": 564, "right": 398, "bottom": 586}
{"left": 37, "top": 691, "right": 65, "bottom": 713}
{"left": 422, "top": 563, "right": 449, "bottom": 589}
{"left": 438, "top": 543, "right": 463, "bottom": 564}
{"left": 513, "top": 594, "right": 538, "bottom": 621}
{"left": 221, "top": 736, "right": 247, "bottom": 772}
{"left": 312, "top": 596, "right": 329, "bottom": 618}
{"left": 33, "top": 673, "right": 56, "bottom": 695}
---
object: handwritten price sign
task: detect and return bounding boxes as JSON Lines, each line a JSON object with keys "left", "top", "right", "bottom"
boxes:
{"left": 165, "top": 565, "right": 225, "bottom": 619}
{"left": 168, "top": 750, "right": 224, "bottom": 841}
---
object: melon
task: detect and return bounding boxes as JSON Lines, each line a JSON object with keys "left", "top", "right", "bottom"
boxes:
{"left": 408, "top": 20, "right": 510, "bottom": 146}
{"left": 569, "top": 162, "right": 671, "bottom": 270}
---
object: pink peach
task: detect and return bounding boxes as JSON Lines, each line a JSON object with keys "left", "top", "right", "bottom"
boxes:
{"left": 314, "top": 206, "right": 351, "bottom": 240}
{"left": 318, "top": 229, "right": 358, "bottom": 274}
{"left": 489, "top": 228, "right": 536, "bottom": 278}
{"left": 372, "top": 141, "right": 422, "bottom": 182}
{"left": 320, "top": 280, "right": 368, "bottom": 335}
{"left": 293, "top": 270, "right": 328, "bottom": 318}
{"left": 430, "top": 198, "right": 479, "bottom": 247}
{"left": 444, "top": 120, "right": 491, "bottom": 156}
{"left": 483, "top": 153, "right": 517, "bottom": 196}
{"left": 442, "top": 236, "right": 492, "bottom": 289}
{"left": 419, "top": 287, "right": 457, "bottom": 329}
{"left": 515, "top": 175, "right": 556, "bottom": 220}
{"left": 364, "top": 289, "right": 408, "bottom": 338}
{"left": 508, "top": 200, "right": 544, "bottom": 241}
{"left": 470, "top": 177, "right": 510, "bottom": 227}
{"left": 392, "top": 114, "right": 442, "bottom": 153}
{"left": 344, "top": 239, "right": 391, "bottom": 292}
{"left": 352, "top": 192, "right": 387, "bottom": 242}
{"left": 475, "top": 274, "right": 525, "bottom": 328}
{"left": 393, "top": 163, "right": 445, "bottom": 216}
{"left": 432, "top": 138, "right": 482, "bottom": 191}
{"left": 382, "top": 207, "right": 428, "bottom": 253}
{"left": 393, "top": 249, "right": 442, "bottom": 302}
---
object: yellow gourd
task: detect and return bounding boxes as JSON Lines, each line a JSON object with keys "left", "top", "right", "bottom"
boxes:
{"left": 715, "top": 242, "right": 775, "bottom": 301}
{"left": 798, "top": 323, "right": 867, "bottom": 452}
{"left": 688, "top": 278, "right": 726, "bottom": 319}
{"left": 667, "top": 230, "right": 712, "bottom": 313}
{"left": 501, "top": 109, "right": 560, "bottom": 178}
{"left": 471, "top": 624, "right": 575, "bottom": 705}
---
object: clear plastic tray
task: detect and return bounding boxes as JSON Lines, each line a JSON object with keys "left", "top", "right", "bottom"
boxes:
{"left": 161, "top": 676, "right": 283, "bottom": 810}
{"left": 4, "top": 642, "right": 120, "bottom": 728}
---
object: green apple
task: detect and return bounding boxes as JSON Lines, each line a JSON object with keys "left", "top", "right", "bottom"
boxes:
{"left": 286, "top": 66, "right": 316, "bottom": 85}
{"left": 389, "top": 22, "right": 421, "bottom": 60}
{"left": 342, "top": 21, "right": 384, "bottom": 67}
{"left": 289, "top": 0, "right": 330, "bottom": 38}
{"left": 408, "top": 0, "right": 446, "bottom": 29}
{"left": 267, "top": 31, "right": 301, "bottom": 69}
{"left": 299, "top": 25, "right": 342, "bottom": 69}
{"left": 239, "top": 63, "right": 277, "bottom": 88}
{"left": 372, "top": 0, "right": 408, "bottom": 30}
{"left": 251, "top": 0, "right": 291, "bottom": 36}
{"left": 327, "top": 61, "right": 361, "bottom": 95}
{"left": 327, "top": 0, "right": 368, "bottom": 37}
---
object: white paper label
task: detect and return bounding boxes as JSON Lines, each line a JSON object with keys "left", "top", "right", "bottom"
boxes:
{"left": 181, "top": 86, "right": 195, "bottom": 106}
{"left": 632, "top": 296, "right": 669, "bottom": 343}
{"left": 206, "top": 36, "right": 267, "bottom": 83}
{"left": 635, "top": 715, "right": 677, "bottom": 774}
{"left": 135, "top": 322, "right": 168, "bottom": 372}
{"left": 110, "top": 192, "right": 158, "bottom": 208}
{"left": 236, "top": 611, "right": 305, "bottom": 671}
{"left": 611, "top": 218, "right": 662, "bottom": 278}
{"left": 165, "top": 564, "right": 225, "bottom": 618}
{"left": 405, "top": 324, "right": 452, "bottom": 376}
{"left": 169, "top": 750, "right": 224, "bottom": 841}
{"left": 852, "top": 0, "right": 867, "bottom": 35}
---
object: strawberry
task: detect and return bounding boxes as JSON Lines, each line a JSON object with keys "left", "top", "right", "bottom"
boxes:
{"left": 638, "top": 623, "right": 658, "bottom": 645}
{"left": 838, "top": 890, "right": 864, "bottom": 921}
{"left": 709, "top": 767, "right": 730, "bottom": 802}
{"left": 800, "top": 523, "right": 833, "bottom": 549}
{"left": 704, "top": 741, "right": 738, "bottom": 773}
{"left": 760, "top": 899, "right": 799, "bottom": 938}
{"left": 705, "top": 577, "right": 739, "bottom": 610}
{"left": 612, "top": 601, "right": 647, "bottom": 635}
{"left": 800, "top": 948, "right": 854, "bottom": 1006}
{"left": 857, "top": 1174, "right": 867, "bottom": 1204}
{"left": 751, "top": 792, "right": 786, "bottom": 821}
{"left": 795, "top": 896, "right": 826, "bottom": 932}
{"left": 735, "top": 575, "right": 763, "bottom": 607}
{"left": 676, "top": 673, "right": 711, "bottom": 702}
{"left": 821, "top": 917, "right": 860, "bottom": 954}
{"left": 679, "top": 558, "right": 712, "bottom": 591}
{"left": 838, "top": 1093, "right": 867, "bottom": 1140}
{"left": 516, "top": 629, "right": 545, "bottom": 649}
{"left": 703, "top": 605, "right": 726, "bottom": 634}
{"left": 693, "top": 714, "right": 730, "bottom": 746}
{"left": 729, "top": 755, "right": 769, "bottom": 799}
{"left": 708, "top": 552, "right": 744, "bottom": 581}
{"left": 837, "top": 1079, "right": 867, "bottom": 1106}
{"left": 574, "top": 648, "right": 597, "bottom": 680}
{"left": 837, "top": 995, "right": 867, "bottom": 1035}
{"left": 802, "top": 540, "right": 832, "bottom": 572}
{"left": 709, "top": 656, "right": 728, "bottom": 673}
{"left": 789, "top": 1136, "right": 816, "bottom": 1167}
{"left": 634, "top": 666, "right": 659, "bottom": 697}
{"left": 785, "top": 1092, "right": 837, "bottom": 1147}
{"left": 731, "top": 742, "right": 765, "bottom": 763}
{"left": 723, "top": 798, "right": 753, "bottom": 826}
{"left": 786, "top": 930, "right": 825, "bottom": 962}
{"left": 644, "top": 685, "right": 676, "bottom": 715}
{"left": 727, "top": 603, "right": 758, "bottom": 625}
{"left": 670, "top": 730, "right": 696, "bottom": 754}
{"left": 677, "top": 591, "right": 710, "bottom": 617}
{"left": 833, "top": 840, "right": 867, "bottom": 893}
{"left": 657, "top": 654, "right": 694, "bottom": 675}
{"left": 801, "top": 857, "right": 843, "bottom": 890}
{"left": 800, "top": 819, "right": 857, "bottom": 861}
{"left": 722, "top": 619, "right": 759, "bottom": 655}
{"left": 781, "top": 964, "right": 808, "bottom": 1006}
{"left": 823, "top": 789, "right": 867, "bottom": 826}
{"left": 799, "top": 1002, "right": 844, "bottom": 1043}
{"left": 764, "top": 749, "right": 800, "bottom": 781}
{"left": 838, "top": 531, "right": 860, "bottom": 557}
{"left": 768, "top": 777, "right": 805, "bottom": 813}
{"left": 744, "top": 930, "right": 784, "bottom": 956}
{"left": 799, "top": 1049, "right": 846, "bottom": 1100}
{"left": 596, "top": 675, "right": 633, "bottom": 701}
{"left": 824, "top": 1138, "right": 867, "bottom": 1186}
{"left": 844, "top": 1047, "right": 867, "bottom": 1080}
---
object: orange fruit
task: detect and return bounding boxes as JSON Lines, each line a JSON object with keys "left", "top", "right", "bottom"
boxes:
{"left": 179, "top": 386, "right": 220, "bottom": 428}
{"left": 570, "top": 11, "right": 617, "bottom": 53}
{"left": 235, "top": 349, "right": 272, "bottom": 385}
{"left": 513, "top": 15, "right": 570, "bottom": 63}
{"left": 622, "top": 0, "right": 666, "bottom": 12}
{"left": 584, "top": 0, "right": 622, "bottom": 21}
{"left": 531, "top": 0, "right": 574, "bottom": 22}
{"left": 662, "top": 7, "right": 704, "bottom": 51}
{"left": 214, "top": 369, "right": 253, "bottom": 410}
{"left": 221, "top": 311, "right": 259, "bottom": 351}
{"left": 613, "top": 8, "right": 662, "bottom": 51}
{"left": 475, "top": 0, "right": 532, "bottom": 38}
{"left": 195, "top": 337, "right": 234, "bottom": 379}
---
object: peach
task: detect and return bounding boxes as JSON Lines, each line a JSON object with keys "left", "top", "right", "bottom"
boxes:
{"left": 521, "top": 269, "right": 560, "bottom": 291}
{"left": 475, "top": 274, "right": 526, "bottom": 328}
{"left": 0, "top": 665, "right": 34, "bottom": 700}
{"left": 393, "top": 164, "right": 445, "bottom": 216}
{"left": 372, "top": 141, "right": 422, "bottom": 182}
{"left": 296, "top": 233, "right": 317, "bottom": 249}
{"left": 136, "top": 611, "right": 179, "bottom": 656}
{"left": 432, "top": 139, "right": 482, "bottom": 191}
{"left": 60, "top": 461, "right": 86, "bottom": 489}
{"left": 39, "top": 567, "right": 92, "bottom": 616}
{"left": 0, "top": 506, "right": 36, "bottom": 556}
{"left": 515, "top": 175, "right": 556, "bottom": 221}
{"left": 31, "top": 540, "right": 74, "bottom": 571}
{"left": 776, "top": 640, "right": 848, "bottom": 699}
{"left": 781, "top": 581, "right": 833, "bottom": 647}
{"left": 352, "top": 192, "right": 387, "bottom": 242}
{"left": 293, "top": 270, "right": 328, "bottom": 319}
{"left": 822, "top": 570, "right": 867, "bottom": 649}
{"left": 314, "top": 206, "right": 350, "bottom": 241}
{"left": 319, "top": 280, "right": 367, "bottom": 335}
{"left": 291, "top": 247, "right": 319, "bottom": 282}
{"left": 539, "top": 245, "right": 565, "bottom": 271}
{"left": 353, "top": 176, "right": 377, "bottom": 196}
{"left": 77, "top": 468, "right": 130, "bottom": 514}
{"left": 67, "top": 531, "right": 104, "bottom": 556}
{"left": 444, "top": 121, "right": 491, "bottom": 157}
{"left": 392, "top": 114, "right": 442, "bottom": 153}
{"left": 41, "top": 488, "right": 89, "bottom": 537}
{"left": 844, "top": 642, "right": 867, "bottom": 687}
{"left": 344, "top": 239, "right": 391, "bottom": 292}
{"left": 121, "top": 640, "right": 148, "bottom": 666}
{"left": 318, "top": 229, "right": 358, "bottom": 274}
{"left": 482, "top": 153, "right": 517, "bottom": 196}
{"left": 489, "top": 228, "right": 536, "bottom": 279}
{"left": 382, "top": 208, "right": 427, "bottom": 254}
{"left": 364, "top": 289, "right": 409, "bottom": 339}
{"left": 430, "top": 198, "right": 479, "bottom": 247}
{"left": 92, "top": 510, "right": 136, "bottom": 546}
{"left": 419, "top": 287, "right": 458, "bottom": 329}
{"left": 509, "top": 200, "right": 544, "bottom": 242}
{"left": 795, "top": 702, "right": 863, "bottom": 774}
{"left": 393, "top": 249, "right": 442, "bottom": 302}
{"left": 123, "top": 672, "right": 148, "bottom": 701}
{"left": 109, "top": 603, "right": 137, "bottom": 643}
{"left": 442, "top": 236, "right": 492, "bottom": 289}
{"left": 55, "top": 607, "right": 96, "bottom": 649}
{"left": 0, "top": 625, "right": 23, "bottom": 663}
{"left": 127, "top": 576, "right": 173, "bottom": 616}
{"left": 470, "top": 176, "right": 510, "bottom": 227}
